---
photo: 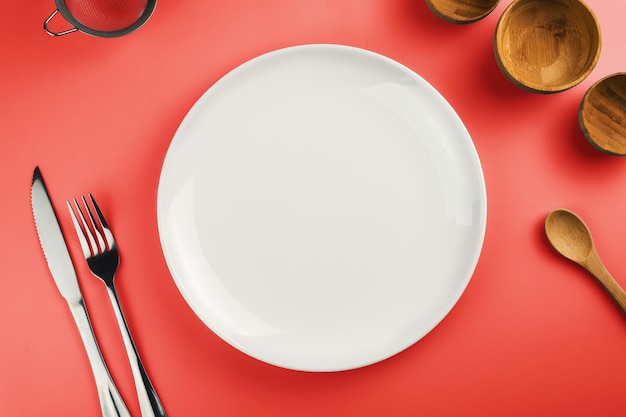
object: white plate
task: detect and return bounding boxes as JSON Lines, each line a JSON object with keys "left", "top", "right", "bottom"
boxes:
{"left": 157, "top": 44, "right": 486, "bottom": 372}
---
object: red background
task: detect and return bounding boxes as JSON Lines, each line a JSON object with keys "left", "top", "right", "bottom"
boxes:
{"left": 1, "top": 1, "right": 625, "bottom": 416}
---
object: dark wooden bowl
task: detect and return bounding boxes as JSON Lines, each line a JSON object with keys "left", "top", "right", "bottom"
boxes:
{"left": 494, "top": 0, "right": 601, "bottom": 93}
{"left": 425, "top": 0, "right": 500, "bottom": 24}
{"left": 579, "top": 73, "right": 626, "bottom": 155}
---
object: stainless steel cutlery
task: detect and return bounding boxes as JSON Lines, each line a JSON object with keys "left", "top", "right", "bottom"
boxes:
{"left": 67, "top": 194, "right": 166, "bottom": 417}
{"left": 31, "top": 167, "right": 131, "bottom": 417}
{"left": 31, "top": 167, "right": 165, "bottom": 417}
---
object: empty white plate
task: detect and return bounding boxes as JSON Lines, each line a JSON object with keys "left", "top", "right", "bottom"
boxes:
{"left": 157, "top": 44, "right": 486, "bottom": 372}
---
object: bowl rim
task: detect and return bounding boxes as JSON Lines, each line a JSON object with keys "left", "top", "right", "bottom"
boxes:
{"left": 494, "top": 0, "right": 602, "bottom": 93}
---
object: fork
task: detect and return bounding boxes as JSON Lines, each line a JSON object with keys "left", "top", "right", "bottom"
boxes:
{"left": 67, "top": 194, "right": 166, "bottom": 417}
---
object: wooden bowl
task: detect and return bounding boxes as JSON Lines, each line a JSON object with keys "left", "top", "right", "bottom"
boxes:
{"left": 579, "top": 73, "right": 626, "bottom": 155}
{"left": 425, "top": 0, "right": 500, "bottom": 24}
{"left": 494, "top": 0, "right": 601, "bottom": 93}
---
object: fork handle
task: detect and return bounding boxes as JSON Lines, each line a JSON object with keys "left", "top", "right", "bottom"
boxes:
{"left": 69, "top": 300, "right": 131, "bottom": 417}
{"left": 106, "top": 286, "right": 167, "bottom": 417}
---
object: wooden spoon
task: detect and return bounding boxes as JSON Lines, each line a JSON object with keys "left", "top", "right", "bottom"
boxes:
{"left": 545, "top": 209, "right": 626, "bottom": 314}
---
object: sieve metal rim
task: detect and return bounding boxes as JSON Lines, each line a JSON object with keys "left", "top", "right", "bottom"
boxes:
{"left": 52, "top": 0, "right": 157, "bottom": 38}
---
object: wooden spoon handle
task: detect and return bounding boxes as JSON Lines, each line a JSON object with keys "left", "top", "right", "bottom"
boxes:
{"left": 584, "top": 252, "right": 626, "bottom": 315}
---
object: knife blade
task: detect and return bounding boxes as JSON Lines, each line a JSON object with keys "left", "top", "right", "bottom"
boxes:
{"left": 31, "top": 166, "right": 131, "bottom": 417}
{"left": 31, "top": 167, "right": 82, "bottom": 303}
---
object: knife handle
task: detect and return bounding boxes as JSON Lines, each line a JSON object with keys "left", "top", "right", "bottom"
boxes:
{"left": 69, "top": 299, "right": 131, "bottom": 417}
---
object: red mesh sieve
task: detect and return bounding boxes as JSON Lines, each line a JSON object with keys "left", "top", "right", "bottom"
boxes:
{"left": 65, "top": 0, "right": 149, "bottom": 32}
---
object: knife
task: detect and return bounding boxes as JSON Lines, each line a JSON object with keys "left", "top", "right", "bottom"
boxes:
{"left": 31, "top": 167, "right": 131, "bottom": 417}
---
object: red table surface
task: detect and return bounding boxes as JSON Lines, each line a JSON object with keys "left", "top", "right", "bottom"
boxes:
{"left": 1, "top": 1, "right": 625, "bottom": 416}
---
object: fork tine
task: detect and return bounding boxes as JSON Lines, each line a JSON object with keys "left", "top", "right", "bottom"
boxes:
{"left": 88, "top": 193, "right": 116, "bottom": 249}
{"left": 77, "top": 197, "right": 104, "bottom": 255}
{"left": 67, "top": 199, "right": 95, "bottom": 258}
{"left": 82, "top": 195, "right": 108, "bottom": 253}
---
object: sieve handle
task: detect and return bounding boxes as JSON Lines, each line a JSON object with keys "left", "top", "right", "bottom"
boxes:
{"left": 44, "top": 9, "right": 78, "bottom": 36}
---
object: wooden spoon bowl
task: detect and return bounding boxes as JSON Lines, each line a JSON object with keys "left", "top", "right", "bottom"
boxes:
{"left": 425, "top": 0, "right": 500, "bottom": 24}
{"left": 545, "top": 209, "right": 626, "bottom": 315}
{"left": 579, "top": 73, "right": 626, "bottom": 155}
{"left": 494, "top": 0, "right": 602, "bottom": 93}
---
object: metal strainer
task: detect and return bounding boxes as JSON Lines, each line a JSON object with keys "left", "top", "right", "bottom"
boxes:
{"left": 44, "top": 0, "right": 157, "bottom": 37}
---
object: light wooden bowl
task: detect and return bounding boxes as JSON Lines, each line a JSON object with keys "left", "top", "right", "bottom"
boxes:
{"left": 494, "top": 0, "right": 601, "bottom": 93}
{"left": 425, "top": 0, "right": 500, "bottom": 24}
{"left": 579, "top": 73, "right": 626, "bottom": 155}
